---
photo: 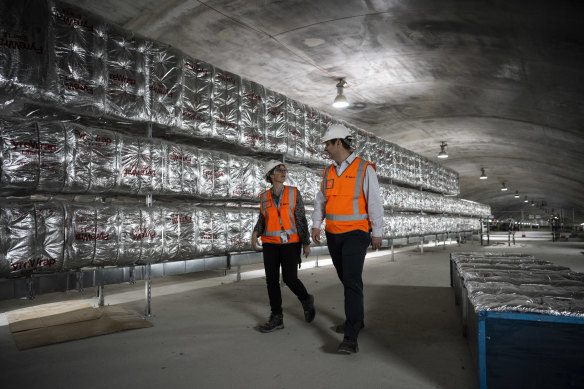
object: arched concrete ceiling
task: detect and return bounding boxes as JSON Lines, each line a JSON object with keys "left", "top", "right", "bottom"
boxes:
{"left": 66, "top": 0, "right": 584, "bottom": 223}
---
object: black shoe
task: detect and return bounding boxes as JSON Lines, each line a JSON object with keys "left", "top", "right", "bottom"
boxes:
{"left": 301, "top": 294, "right": 315, "bottom": 323}
{"left": 337, "top": 337, "right": 359, "bottom": 354}
{"left": 334, "top": 321, "right": 365, "bottom": 334}
{"left": 258, "top": 314, "right": 284, "bottom": 333}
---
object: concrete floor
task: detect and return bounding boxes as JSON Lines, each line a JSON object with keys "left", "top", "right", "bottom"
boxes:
{"left": 1, "top": 232, "right": 583, "bottom": 389}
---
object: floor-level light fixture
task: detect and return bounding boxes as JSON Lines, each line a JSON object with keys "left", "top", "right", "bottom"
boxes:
{"left": 501, "top": 182, "right": 508, "bottom": 191}
{"left": 479, "top": 168, "right": 487, "bottom": 179}
{"left": 332, "top": 79, "right": 349, "bottom": 108}
{"left": 437, "top": 142, "right": 448, "bottom": 159}
{"left": 514, "top": 191, "right": 520, "bottom": 198}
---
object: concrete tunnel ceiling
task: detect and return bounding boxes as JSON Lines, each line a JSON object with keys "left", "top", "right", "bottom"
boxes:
{"left": 65, "top": 0, "right": 584, "bottom": 223}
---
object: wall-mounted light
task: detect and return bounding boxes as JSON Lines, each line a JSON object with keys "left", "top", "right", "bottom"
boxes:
{"left": 479, "top": 168, "right": 487, "bottom": 180}
{"left": 332, "top": 79, "right": 349, "bottom": 108}
{"left": 501, "top": 182, "right": 508, "bottom": 191}
{"left": 437, "top": 142, "right": 448, "bottom": 159}
{"left": 514, "top": 191, "right": 520, "bottom": 198}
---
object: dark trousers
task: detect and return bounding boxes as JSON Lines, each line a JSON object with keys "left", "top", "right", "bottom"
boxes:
{"left": 326, "top": 229, "right": 371, "bottom": 339}
{"left": 263, "top": 242, "right": 309, "bottom": 315}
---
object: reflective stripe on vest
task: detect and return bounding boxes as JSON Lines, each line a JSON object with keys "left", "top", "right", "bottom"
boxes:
{"left": 321, "top": 157, "right": 373, "bottom": 233}
{"left": 260, "top": 186, "right": 299, "bottom": 242}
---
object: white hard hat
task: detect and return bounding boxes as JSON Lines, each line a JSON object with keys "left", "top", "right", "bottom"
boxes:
{"left": 264, "top": 160, "right": 284, "bottom": 177}
{"left": 321, "top": 124, "right": 352, "bottom": 143}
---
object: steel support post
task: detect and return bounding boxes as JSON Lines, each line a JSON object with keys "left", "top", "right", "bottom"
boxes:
{"left": 145, "top": 263, "right": 152, "bottom": 318}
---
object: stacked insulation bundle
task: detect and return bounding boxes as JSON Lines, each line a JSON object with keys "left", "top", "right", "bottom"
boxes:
{"left": 0, "top": 200, "right": 258, "bottom": 278}
{"left": 451, "top": 252, "right": 584, "bottom": 317}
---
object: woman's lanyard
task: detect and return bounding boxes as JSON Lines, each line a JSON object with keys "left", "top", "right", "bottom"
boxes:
{"left": 273, "top": 188, "right": 285, "bottom": 229}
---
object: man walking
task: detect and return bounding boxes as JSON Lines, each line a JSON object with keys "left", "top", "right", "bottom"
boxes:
{"left": 311, "top": 124, "right": 384, "bottom": 354}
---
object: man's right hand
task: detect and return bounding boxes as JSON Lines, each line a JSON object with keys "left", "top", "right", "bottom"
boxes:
{"left": 311, "top": 228, "right": 321, "bottom": 245}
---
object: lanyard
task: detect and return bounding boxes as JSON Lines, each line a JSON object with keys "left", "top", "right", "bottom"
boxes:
{"left": 273, "top": 188, "right": 285, "bottom": 230}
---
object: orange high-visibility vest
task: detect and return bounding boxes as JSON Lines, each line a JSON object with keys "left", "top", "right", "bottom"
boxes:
{"left": 321, "top": 157, "right": 374, "bottom": 233}
{"left": 260, "top": 186, "right": 300, "bottom": 244}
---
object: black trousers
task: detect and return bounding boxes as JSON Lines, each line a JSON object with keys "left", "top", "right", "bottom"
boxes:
{"left": 262, "top": 242, "right": 309, "bottom": 315}
{"left": 326, "top": 229, "right": 371, "bottom": 339}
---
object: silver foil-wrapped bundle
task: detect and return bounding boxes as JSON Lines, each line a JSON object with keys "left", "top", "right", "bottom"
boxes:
{"left": 0, "top": 0, "right": 54, "bottom": 111}
{"left": 0, "top": 120, "right": 44, "bottom": 194}
{"left": 137, "top": 138, "right": 164, "bottom": 194}
{"left": 177, "top": 206, "right": 197, "bottom": 260}
{"left": 304, "top": 107, "right": 322, "bottom": 162}
{"left": 240, "top": 78, "right": 266, "bottom": 151}
{"left": 64, "top": 203, "right": 98, "bottom": 270}
{"left": 0, "top": 201, "right": 65, "bottom": 277}
{"left": 92, "top": 204, "right": 119, "bottom": 266}
{"left": 64, "top": 123, "right": 119, "bottom": 193}
{"left": 37, "top": 121, "right": 67, "bottom": 192}
{"left": 149, "top": 42, "right": 181, "bottom": 128}
{"left": 198, "top": 150, "right": 215, "bottom": 198}
{"left": 286, "top": 98, "right": 306, "bottom": 161}
{"left": 265, "top": 89, "right": 287, "bottom": 154}
{"left": 105, "top": 24, "right": 150, "bottom": 122}
{"left": 197, "top": 207, "right": 228, "bottom": 256}
{"left": 212, "top": 67, "right": 240, "bottom": 143}
{"left": 229, "top": 156, "right": 259, "bottom": 200}
{"left": 213, "top": 152, "right": 230, "bottom": 199}
{"left": 116, "top": 205, "right": 143, "bottom": 267}
{"left": 160, "top": 205, "right": 180, "bottom": 262}
{"left": 51, "top": 1, "right": 107, "bottom": 117}
{"left": 179, "top": 55, "right": 213, "bottom": 137}
{"left": 136, "top": 206, "right": 164, "bottom": 264}
{"left": 164, "top": 143, "right": 198, "bottom": 196}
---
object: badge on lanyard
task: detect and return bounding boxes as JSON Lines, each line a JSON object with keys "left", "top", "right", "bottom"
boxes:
{"left": 280, "top": 228, "right": 289, "bottom": 243}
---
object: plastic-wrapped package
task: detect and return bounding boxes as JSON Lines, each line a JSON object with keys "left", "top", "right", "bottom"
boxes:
{"left": 179, "top": 55, "right": 213, "bottom": 137}
{"left": 239, "top": 208, "right": 256, "bottom": 251}
{"left": 160, "top": 205, "right": 179, "bottom": 262}
{"left": 138, "top": 138, "right": 164, "bottom": 194}
{"left": 105, "top": 24, "right": 150, "bottom": 122}
{"left": 118, "top": 135, "right": 141, "bottom": 193}
{"left": 197, "top": 207, "right": 213, "bottom": 255}
{"left": 165, "top": 142, "right": 198, "bottom": 196}
{"left": 0, "top": 201, "right": 65, "bottom": 277}
{"left": 92, "top": 204, "right": 119, "bottom": 266}
{"left": 212, "top": 67, "right": 240, "bottom": 143}
{"left": 304, "top": 107, "right": 321, "bottom": 162}
{"left": 64, "top": 203, "right": 97, "bottom": 270}
{"left": 239, "top": 157, "right": 260, "bottom": 199}
{"left": 240, "top": 78, "right": 265, "bottom": 151}
{"left": 265, "top": 88, "right": 287, "bottom": 154}
{"left": 211, "top": 208, "right": 228, "bottom": 253}
{"left": 198, "top": 149, "right": 214, "bottom": 198}
{"left": 177, "top": 205, "right": 197, "bottom": 260}
{"left": 136, "top": 206, "right": 163, "bottom": 264}
{"left": 38, "top": 121, "right": 66, "bottom": 193}
{"left": 65, "top": 123, "right": 119, "bottom": 193}
{"left": 0, "top": 120, "right": 40, "bottom": 193}
{"left": 226, "top": 208, "right": 243, "bottom": 252}
{"left": 212, "top": 152, "right": 230, "bottom": 199}
{"left": 286, "top": 98, "right": 306, "bottom": 161}
{"left": 117, "top": 205, "right": 142, "bottom": 267}
{"left": 34, "top": 201, "right": 66, "bottom": 274}
{"left": 51, "top": 1, "right": 107, "bottom": 117}
{"left": 0, "top": 0, "right": 54, "bottom": 111}
{"left": 149, "top": 42, "right": 181, "bottom": 128}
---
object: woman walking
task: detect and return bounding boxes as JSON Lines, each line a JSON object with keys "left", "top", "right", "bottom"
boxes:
{"left": 252, "top": 160, "right": 315, "bottom": 332}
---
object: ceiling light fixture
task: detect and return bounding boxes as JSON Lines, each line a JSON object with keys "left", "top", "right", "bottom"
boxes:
{"left": 501, "top": 182, "right": 508, "bottom": 191}
{"left": 332, "top": 79, "right": 349, "bottom": 108}
{"left": 524, "top": 196, "right": 528, "bottom": 203}
{"left": 479, "top": 168, "right": 487, "bottom": 180}
{"left": 437, "top": 141, "right": 448, "bottom": 159}
{"left": 514, "top": 191, "right": 520, "bottom": 198}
